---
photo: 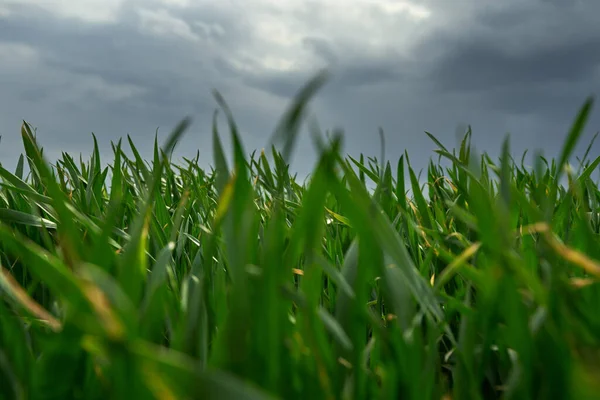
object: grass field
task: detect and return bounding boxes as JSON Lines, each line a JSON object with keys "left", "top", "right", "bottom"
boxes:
{"left": 1, "top": 72, "right": 600, "bottom": 399}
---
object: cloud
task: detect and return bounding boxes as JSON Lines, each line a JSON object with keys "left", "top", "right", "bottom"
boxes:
{"left": 0, "top": 42, "right": 40, "bottom": 67}
{"left": 410, "top": 0, "right": 600, "bottom": 157}
{"left": 137, "top": 8, "right": 202, "bottom": 42}
{"left": 426, "top": 3, "right": 600, "bottom": 93}
{"left": 0, "top": 0, "right": 599, "bottom": 179}
{"left": 3, "top": 0, "right": 125, "bottom": 23}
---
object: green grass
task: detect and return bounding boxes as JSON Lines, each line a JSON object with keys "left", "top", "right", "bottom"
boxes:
{"left": 1, "top": 72, "right": 600, "bottom": 399}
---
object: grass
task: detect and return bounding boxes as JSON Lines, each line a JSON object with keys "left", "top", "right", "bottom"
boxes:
{"left": 1, "top": 71, "right": 600, "bottom": 399}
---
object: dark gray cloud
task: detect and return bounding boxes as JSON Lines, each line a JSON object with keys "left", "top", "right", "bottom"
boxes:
{"left": 413, "top": 0, "right": 600, "bottom": 161}
{"left": 0, "top": 2, "right": 267, "bottom": 172}
{"left": 426, "top": 2, "right": 600, "bottom": 92}
{"left": 0, "top": 0, "right": 599, "bottom": 182}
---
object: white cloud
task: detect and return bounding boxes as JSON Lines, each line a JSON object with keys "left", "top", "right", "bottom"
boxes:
{"left": 3, "top": 0, "right": 124, "bottom": 23}
{"left": 0, "top": 4, "right": 11, "bottom": 17}
{"left": 193, "top": 21, "right": 225, "bottom": 39}
{"left": 71, "top": 75, "right": 148, "bottom": 102}
{"left": 137, "top": 8, "right": 201, "bottom": 41}
{"left": 3, "top": 0, "right": 434, "bottom": 76}
{"left": 376, "top": 0, "right": 431, "bottom": 19}
{"left": 157, "top": 0, "right": 191, "bottom": 7}
{"left": 0, "top": 42, "right": 41, "bottom": 70}
{"left": 212, "top": 0, "right": 434, "bottom": 75}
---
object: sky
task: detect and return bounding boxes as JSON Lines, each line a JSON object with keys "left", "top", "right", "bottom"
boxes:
{"left": 0, "top": 0, "right": 599, "bottom": 180}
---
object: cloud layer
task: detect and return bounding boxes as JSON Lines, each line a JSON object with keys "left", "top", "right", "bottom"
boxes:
{"left": 1, "top": 0, "right": 599, "bottom": 178}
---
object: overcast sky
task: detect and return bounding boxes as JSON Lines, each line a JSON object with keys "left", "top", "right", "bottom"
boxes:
{"left": 1, "top": 0, "right": 599, "bottom": 180}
